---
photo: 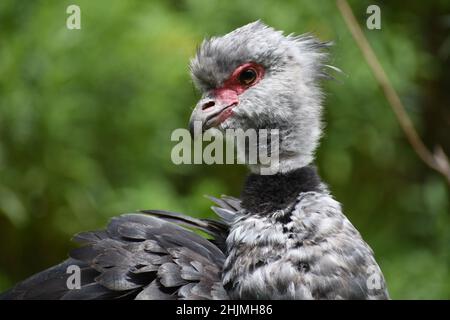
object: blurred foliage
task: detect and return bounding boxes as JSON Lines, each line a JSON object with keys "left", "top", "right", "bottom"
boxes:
{"left": 0, "top": 0, "right": 449, "bottom": 299}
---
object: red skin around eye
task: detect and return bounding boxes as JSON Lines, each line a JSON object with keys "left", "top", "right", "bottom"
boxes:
{"left": 213, "top": 62, "right": 265, "bottom": 107}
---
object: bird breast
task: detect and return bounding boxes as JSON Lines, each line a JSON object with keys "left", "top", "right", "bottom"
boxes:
{"left": 221, "top": 192, "right": 388, "bottom": 300}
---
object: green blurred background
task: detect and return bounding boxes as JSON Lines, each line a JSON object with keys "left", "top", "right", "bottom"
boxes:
{"left": 0, "top": 0, "right": 449, "bottom": 299}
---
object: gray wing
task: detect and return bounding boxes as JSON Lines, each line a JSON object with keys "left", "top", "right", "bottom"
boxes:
{"left": 1, "top": 196, "right": 242, "bottom": 300}
{"left": 288, "top": 192, "right": 390, "bottom": 300}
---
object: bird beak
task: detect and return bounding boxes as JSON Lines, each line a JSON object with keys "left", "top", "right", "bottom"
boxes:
{"left": 189, "top": 90, "right": 238, "bottom": 138}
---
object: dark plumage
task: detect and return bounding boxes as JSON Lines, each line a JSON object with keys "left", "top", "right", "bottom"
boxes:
{"left": 1, "top": 21, "right": 389, "bottom": 300}
{"left": 1, "top": 197, "right": 238, "bottom": 300}
{"left": 241, "top": 165, "right": 322, "bottom": 215}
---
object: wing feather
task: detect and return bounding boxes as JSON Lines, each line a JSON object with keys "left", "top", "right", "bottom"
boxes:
{"left": 1, "top": 195, "right": 239, "bottom": 300}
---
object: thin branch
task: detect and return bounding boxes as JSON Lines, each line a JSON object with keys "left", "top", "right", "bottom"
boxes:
{"left": 336, "top": 0, "right": 450, "bottom": 185}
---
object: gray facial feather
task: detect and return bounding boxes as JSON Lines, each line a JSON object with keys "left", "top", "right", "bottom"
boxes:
{"left": 190, "top": 21, "right": 333, "bottom": 173}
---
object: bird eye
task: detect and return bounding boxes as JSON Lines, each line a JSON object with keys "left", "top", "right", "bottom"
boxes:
{"left": 238, "top": 68, "right": 257, "bottom": 86}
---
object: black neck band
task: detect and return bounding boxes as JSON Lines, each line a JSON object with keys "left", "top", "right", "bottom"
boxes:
{"left": 240, "top": 165, "right": 322, "bottom": 215}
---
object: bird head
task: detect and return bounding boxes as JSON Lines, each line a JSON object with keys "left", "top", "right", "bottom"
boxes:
{"left": 189, "top": 21, "right": 332, "bottom": 173}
